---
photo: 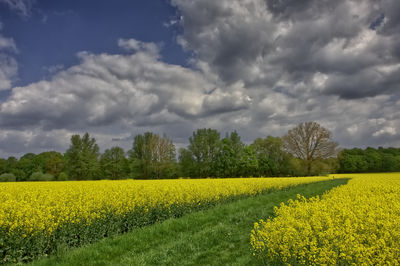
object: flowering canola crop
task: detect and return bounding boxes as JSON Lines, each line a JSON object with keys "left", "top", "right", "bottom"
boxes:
{"left": 250, "top": 173, "right": 400, "bottom": 265}
{"left": 0, "top": 176, "right": 329, "bottom": 263}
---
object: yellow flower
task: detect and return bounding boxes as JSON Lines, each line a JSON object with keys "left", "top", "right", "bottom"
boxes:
{"left": 1, "top": 176, "right": 329, "bottom": 237}
{"left": 250, "top": 173, "right": 400, "bottom": 265}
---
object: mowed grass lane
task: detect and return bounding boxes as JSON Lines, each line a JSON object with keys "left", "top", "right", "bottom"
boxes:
{"left": 31, "top": 178, "right": 348, "bottom": 266}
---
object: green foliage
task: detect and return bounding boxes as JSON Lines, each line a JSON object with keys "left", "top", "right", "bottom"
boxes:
{"left": 17, "top": 153, "right": 42, "bottom": 179}
{"left": 338, "top": 147, "right": 400, "bottom": 173}
{"left": 128, "top": 132, "right": 177, "bottom": 179}
{"left": 214, "top": 131, "right": 245, "bottom": 177}
{"left": 178, "top": 148, "right": 196, "bottom": 177}
{"left": 0, "top": 173, "right": 16, "bottom": 182}
{"left": 100, "top": 147, "right": 129, "bottom": 179}
{"left": 0, "top": 152, "right": 66, "bottom": 181}
{"left": 29, "top": 171, "right": 55, "bottom": 181}
{"left": 187, "top": 128, "right": 221, "bottom": 177}
{"left": 10, "top": 168, "right": 27, "bottom": 181}
{"left": 65, "top": 133, "right": 100, "bottom": 180}
{"left": 0, "top": 158, "right": 8, "bottom": 174}
{"left": 251, "top": 136, "right": 292, "bottom": 176}
{"left": 5, "top": 125, "right": 400, "bottom": 181}
{"left": 310, "top": 158, "right": 339, "bottom": 176}
{"left": 57, "top": 172, "right": 69, "bottom": 181}
{"left": 40, "top": 151, "right": 66, "bottom": 177}
{"left": 7, "top": 156, "right": 18, "bottom": 169}
{"left": 239, "top": 146, "right": 259, "bottom": 177}
{"left": 179, "top": 129, "right": 340, "bottom": 178}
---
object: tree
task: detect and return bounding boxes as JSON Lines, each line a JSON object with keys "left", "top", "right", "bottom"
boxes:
{"left": 215, "top": 131, "right": 245, "bottom": 177}
{"left": 187, "top": 128, "right": 221, "bottom": 177}
{"left": 0, "top": 173, "right": 16, "bottom": 182}
{"left": 282, "top": 122, "right": 339, "bottom": 175}
{"left": 251, "top": 136, "right": 291, "bottom": 177}
{"left": 338, "top": 149, "right": 368, "bottom": 173}
{"left": 65, "top": 133, "right": 100, "bottom": 180}
{"left": 151, "top": 134, "right": 177, "bottom": 179}
{"left": 6, "top": 156, "right": 18, "bottom": 172}
{"left": 42, "top": 152, "right": 65, "bottom": 178}
{"left": 0, "top": 159, "right": 8, "bottom": 175}
{"left": 381, "top": 153, "right": 400, "bottom": 172}
{"left": 129, "top": 133, "right": 150, "bottom": 178}
{"left": 178, "top": 148, "right": 196, "bottom": 177}
{"left": 58, "top": 172, "right": 70, "bottom": 181}
{"left": 100, "top": 147, "right": 129, "bottom": 179}
{"left": 15, "top": 153, "right": 40, "bottom": 180}
{"left": 128, "top": 132, "right": 176, "bottom": 179}
{"left": 238, "top": 145, "right": 259, "bottom": 177}
{"left": 364, "top": 147, "right": 382, "bottom": 172}
{"left": 29, "top": 171, "right": 55, "bottom": 181}
{"left": 337, "top": 147, "right": 400, "bottom": 173}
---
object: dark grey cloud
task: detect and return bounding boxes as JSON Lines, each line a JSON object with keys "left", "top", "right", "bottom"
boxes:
{"left": 171, "top": 0, "right": 400, "bottom": 148}
{"left": 173, "top": 0, "right": 400, "bottom": 97}
{"left": 324, "top": 67, "right": 400, "bottom": 99}
{"left": 0, "top": 129, "right": 69, "bottom": 157}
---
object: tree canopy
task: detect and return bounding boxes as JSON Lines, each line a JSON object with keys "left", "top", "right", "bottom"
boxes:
{"left": 65, "top": 133, "right": 100, "bottom": 180}
{"left": 128, "top": 132, "right": 176, "bottom": 179}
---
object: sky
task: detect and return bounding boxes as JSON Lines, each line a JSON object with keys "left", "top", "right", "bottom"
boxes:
{"left": 0, "top": 0, "right": 399, "bottom": 158}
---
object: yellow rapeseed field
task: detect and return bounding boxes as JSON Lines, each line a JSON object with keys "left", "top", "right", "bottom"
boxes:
{"left": 0, "top": 176, "right": 329, "bottom": 263}
{"left": 250, "top": 173, "right": 400, "bottom": 265}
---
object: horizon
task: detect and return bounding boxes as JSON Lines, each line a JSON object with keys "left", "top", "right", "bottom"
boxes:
{"left": 2, "top": 127, "right": 398, "bottom": 160}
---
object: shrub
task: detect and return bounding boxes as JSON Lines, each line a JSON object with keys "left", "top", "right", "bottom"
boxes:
{"left": 29, "top": 172, "right": 55, "bottom": 181}
{"left": 57, "top": 172, "right": 69, "bottom": 181}
{"left": 0, "top": 173, "right": 16, "bottom": 182}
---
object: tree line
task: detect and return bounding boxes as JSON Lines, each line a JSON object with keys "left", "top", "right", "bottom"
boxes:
{"left": 338, "top": 147, "right": 400, "bottom": 173}
{"left": 0, "top": 122, "right": 397, "bottom": 182}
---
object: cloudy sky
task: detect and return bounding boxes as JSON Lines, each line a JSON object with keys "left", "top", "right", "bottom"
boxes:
{"left": 0, "top": 0, "right": 399, "bottom": 157}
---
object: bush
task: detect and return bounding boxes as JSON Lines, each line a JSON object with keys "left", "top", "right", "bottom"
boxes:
{"left": 0, "top": 173, "right": 16, "bottom": 182}
{"left": 29, "top": 172, "right": 55, "bottom": 181}
{"left": 10, "top": 169, "right": 27, "bottom": 181}
{"left": 58, "top": 172, "right": 69, "bottom": 181}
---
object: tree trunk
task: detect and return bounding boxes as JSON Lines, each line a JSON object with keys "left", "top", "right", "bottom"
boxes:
{"left": 307, "top": 161, "right": 312, "bottom": 176}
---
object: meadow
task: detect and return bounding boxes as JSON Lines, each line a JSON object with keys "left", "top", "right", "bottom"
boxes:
{"left": 0, "top": 176, "right": 330, "bottom": 263}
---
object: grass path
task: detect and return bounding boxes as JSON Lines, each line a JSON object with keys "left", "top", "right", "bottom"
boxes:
{"left": 31, "top": 178, "right": 348, "bottom": 266}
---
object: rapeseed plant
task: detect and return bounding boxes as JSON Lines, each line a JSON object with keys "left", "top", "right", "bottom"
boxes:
{"left": 251, "top": 173, "right": 400, "bottom": 265}
{"left": 0, "top": 176, "right": 329, "bottom": 263}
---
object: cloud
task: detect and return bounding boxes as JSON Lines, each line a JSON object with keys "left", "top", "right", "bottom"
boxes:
{"left": 0, "top": 129, "right": 70, "bottom": 157}
{"left": 172, "top": 0, "right": 400, "bottom": 95}
{"left": 0, "top": 39, "right": 252, "bottom": 156}
{"left": 0, "top": 23, "right": 18, "bottom": 91}
{"left": 0, "top": 0, "right": 35, "bottom": 17}
{"left": 118, "top": 39, "right": 161, "bottom": 57}
{"left": 42, "top": 64, "right": 64, "bottom": 74}
{"left": 1, "top": 1, "right": 400, "bottom": 156}
{"left": 373, "top": 126, "right": 397, "bottom": 137}
{"left": 169, "top": 0, "right": 400, "bottom": 148}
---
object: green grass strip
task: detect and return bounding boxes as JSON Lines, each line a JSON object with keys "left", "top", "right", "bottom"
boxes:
{"left": 30, "top": 178, "right": 348, "bottom": 266}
